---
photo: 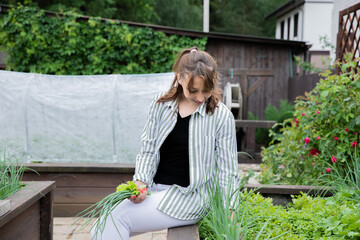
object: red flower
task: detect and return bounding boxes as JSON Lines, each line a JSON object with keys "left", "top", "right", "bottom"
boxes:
{"left": 304, "top": 137, "right": 310, "bottom": 144}
{"left": 317, "top": 136, "right": 320, "bottom": 140}
{"left": 345, "top": 128, "right": 349, "bottom": 132}
{"left": 316, "top": 111, "right": 320, "bottom": 114}
{"left": 310, "top": 149, "right": 320, "bottom": 156}
{"left": 331, "top": 156, "right": 337, "bottom": 163}
{"left": 326, "top": 168, "right": 331, "bottom": 173}
{"left": 352, "top": 141, "right": 359, "bottom": 147}
{"left": 294, "top": 118, "right": 298, "bottom": 124}
{"left": 334, "top": 137, "right": 339, "bottom": 140}
{"left": 355, "top": 133, "right": 358, "bottom": 135}
{"left": 302, "top": 113, "right": 305, "bottom": 116}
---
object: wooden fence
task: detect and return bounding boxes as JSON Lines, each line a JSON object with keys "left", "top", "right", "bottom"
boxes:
{"left": 287, "top": 73, "right": 321, "bottom": 102}
{"left": 336, "top": 2, "right": 360, "bottom": 69}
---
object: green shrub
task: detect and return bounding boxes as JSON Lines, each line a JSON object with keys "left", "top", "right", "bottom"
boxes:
{"left": 0, "top": 5, "right": 207, "bottom": 75}
{"left": 249, "top": 100, "right": 295, "bottom": 146}
{"left": 199, "top": 191, "right": 360, "bottom": 239}
{"left": 259, "top": 56, "right": 360, "bottom": 185}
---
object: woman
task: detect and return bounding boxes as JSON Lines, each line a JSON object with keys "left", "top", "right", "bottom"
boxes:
{"left": 92, "top": 47, "right": 240, "bottom": 239}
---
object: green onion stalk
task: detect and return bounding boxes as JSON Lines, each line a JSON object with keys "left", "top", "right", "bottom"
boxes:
{"left": 75, "top": 181, "right": 149, "bottom": 236}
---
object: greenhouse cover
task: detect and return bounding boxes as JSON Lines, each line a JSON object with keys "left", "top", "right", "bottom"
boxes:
{"left": 0, "top": 70, "right": 173, "bottom": 163}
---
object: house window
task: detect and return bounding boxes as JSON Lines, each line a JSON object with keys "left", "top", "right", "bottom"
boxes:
{"left": 287, "top": 17, "right": 291, "bottom": 39}
{"left": 281, "top": 20, "right": 285, "bottom": 39}
{"left": 294, "top": 13, "right": 299, "bottom": 37}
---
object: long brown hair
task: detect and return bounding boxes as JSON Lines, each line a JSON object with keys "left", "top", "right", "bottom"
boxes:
{"left": 156, "top": 46, "right": 222, "bottom": 115}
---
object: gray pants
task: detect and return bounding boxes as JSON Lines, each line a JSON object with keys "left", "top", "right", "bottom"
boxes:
{"left": 91, "top": 184, "right": 198, "bottom": 240}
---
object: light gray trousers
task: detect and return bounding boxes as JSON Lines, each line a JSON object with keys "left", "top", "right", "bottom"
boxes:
{"left": 91, "top": 184, "right": 198, "bottom": 240}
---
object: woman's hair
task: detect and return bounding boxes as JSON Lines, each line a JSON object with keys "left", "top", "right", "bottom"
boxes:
{"left": 156, "top": 46, "right": 222, "bottom": 115}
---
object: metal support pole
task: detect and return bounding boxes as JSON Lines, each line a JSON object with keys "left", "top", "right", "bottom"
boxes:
{"left": 203, "top": 0, "right": 209, "bottom": 32}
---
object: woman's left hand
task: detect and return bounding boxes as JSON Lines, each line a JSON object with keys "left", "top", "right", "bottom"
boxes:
{"left": 129, "top": 180, "right": 148, "bottom": 204}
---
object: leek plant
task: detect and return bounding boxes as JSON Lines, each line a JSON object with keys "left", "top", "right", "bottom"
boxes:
{"left": 75, "top": 181, "right": 148, "bottom": 236}
{"left": 199, "top": 174, "right": 285, "bottom": 240}
{"left": 317, "top": 149, "right": 360, "bottom": 202}
{"left": 0, "top": 151, "right": 26, "bottom": 200}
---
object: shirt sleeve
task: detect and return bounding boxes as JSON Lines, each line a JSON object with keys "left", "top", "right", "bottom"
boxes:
{"left": 215, "top": 112, "right": 240, "bottom": 209}
{"left": 133, "top": 94, "right": 161, "bottom": 186}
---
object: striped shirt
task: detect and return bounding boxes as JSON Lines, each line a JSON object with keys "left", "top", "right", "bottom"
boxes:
{"left": 133, "top": 92, "right": 240, "bottom": 220}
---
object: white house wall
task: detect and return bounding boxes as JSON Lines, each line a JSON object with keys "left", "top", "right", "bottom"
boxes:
{"left": 275, "top": 0, "right": 333, "bottom": 51}
{"left": 303, "top": 2, "right": 333, "bottom": 51}
{"left": 275, "top": 6, "right": 304, "bottom": 41}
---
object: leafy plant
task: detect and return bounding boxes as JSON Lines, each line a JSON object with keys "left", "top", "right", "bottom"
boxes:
{"left": 259, "top": 55, "right": 360, "bottom": 185}
{"left": 199, "top": 176, "right": 283, "bottom": 240}
{"left": 75, "top": 181, "right": 148, "bottom": 236}
{"left": 0, "top": 5, "right": 207, "bottom": 75}
{"left": 199, "top": 191, "right": 360, "bottom": 239}
{"left": 0, "top": 150, "right": 26, "bottom": 199}
{"left": 317, "top": 149, "right": 360, "bottom": 203}
{"left": 249, "top": 100, "right": 295, "bottom": 146}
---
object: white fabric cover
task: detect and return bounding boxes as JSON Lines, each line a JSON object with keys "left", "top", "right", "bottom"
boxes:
{"left": 0, "top": 70, "right": 174, "bottom": 163}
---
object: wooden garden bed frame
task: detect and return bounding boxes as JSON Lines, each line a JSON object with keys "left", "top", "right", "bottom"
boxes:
{"left": 0, "top": 181, "right": 56, "bottom": 240}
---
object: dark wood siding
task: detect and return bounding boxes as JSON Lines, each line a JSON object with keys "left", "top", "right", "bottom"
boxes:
{"left": 207, "top": 40, "right": 296, "bottom": 120}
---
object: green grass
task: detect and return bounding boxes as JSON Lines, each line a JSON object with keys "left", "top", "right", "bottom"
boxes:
{"left": 0, "top": 151, "right": 26, "bottom": 200}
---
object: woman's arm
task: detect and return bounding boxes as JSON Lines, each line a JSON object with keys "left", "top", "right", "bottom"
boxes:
{"left": 132, "top": 94, "right": 161, "bottom": 187}
{"left": 215, "top": 112, "right": 240, "bottom": 208}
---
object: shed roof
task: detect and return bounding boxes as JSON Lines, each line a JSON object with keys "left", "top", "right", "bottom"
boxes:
{"left": 266, "top": 0, "right": 332, "bottom": 19}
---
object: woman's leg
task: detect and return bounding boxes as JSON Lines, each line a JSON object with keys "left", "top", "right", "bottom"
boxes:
{"left": 91, "top": 188, "right": 198, "bottom": 240}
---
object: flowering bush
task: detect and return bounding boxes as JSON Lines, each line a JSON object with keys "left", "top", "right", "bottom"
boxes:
{"left": 259, "top": 56, "right": 360, "bottom": 185}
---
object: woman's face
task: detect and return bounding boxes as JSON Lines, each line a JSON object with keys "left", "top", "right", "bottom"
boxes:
{"left": 178, "top": 74, "right": 212, "bottom": 107}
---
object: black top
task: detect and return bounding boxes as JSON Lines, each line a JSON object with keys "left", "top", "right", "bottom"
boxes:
{"left": 154, "top": 112, "right": 190, "bottom": 187}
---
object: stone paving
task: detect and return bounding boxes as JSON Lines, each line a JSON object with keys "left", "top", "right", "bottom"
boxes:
{"left": 53, "top": 164, "right": 260, "bottom": 240}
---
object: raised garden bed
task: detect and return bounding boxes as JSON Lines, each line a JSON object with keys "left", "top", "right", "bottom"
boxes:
{"left": 0, "top": 181, "right": 56, "bottom": 240}
{"left": 22, "top": 163, "right": 332, "bottom": 216}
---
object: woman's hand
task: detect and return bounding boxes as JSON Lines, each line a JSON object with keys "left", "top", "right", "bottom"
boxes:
{"left": 129, "top": 180, "right": 148, "bottom": 204}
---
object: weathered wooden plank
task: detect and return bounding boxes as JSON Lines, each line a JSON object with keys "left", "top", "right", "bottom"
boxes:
{"left": 167, "top": 224, "right": 199, "bottom": 240}
{"left": 54, "top": 187, "right": 115, "bottom": 204}
{"left": 24, "top": 163, "right": 135, "bottom": 173}
{"left": 0, "top": 201, "right": 41, "bottom": 240}
{"left": 0, "top": 181, "right": 55, "bottom": 228}
{"left": 235, "top": 120, "right": 276, "bottom": 128}
{"left": 0, "top": 200, "right": 11, "bottom": 217}
{"left": 54, "top": 203, "right": 94, "bottom": 217}
{"left": 22, "top": 172, "right": 133, "bottom": 187}
{"left": 244, "top": 184, "right": 334, "bottom": 196}
{"left": 40, "top": 191, "right": 54, "bottom": 240}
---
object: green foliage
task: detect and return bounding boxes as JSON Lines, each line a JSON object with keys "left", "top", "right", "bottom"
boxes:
{"left": 318, "top": 149, "right": 360, "bottom": 203}
{"left": 0, "top": 151, "right": 26, "bottom": 200}
{"left": 210, "top": 0, "right": 288, "bottom": 37}
{"left": 1, "top": 0, "right": 159, "bottom": 23}
{"left": 259, "top": 56, "right": 360, "bottom": 185}
{"left": 153, "top": 0, "right": 203, "bottom": 31}
{"left": 249, "top": 100, "right": 295, "bottom": 146}
{"left": 199, "top": 179, "right": 281, "bottom": 240}
{"left": 0, "top": 5, "right": 207, "bottom": 74}
{"left": 199, "top": 191, "right": 360, "bottom": 239}
{"left": 294, "top": 35, "right": 335, "bottom": 73}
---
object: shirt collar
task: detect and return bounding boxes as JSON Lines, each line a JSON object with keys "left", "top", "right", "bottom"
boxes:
{"left": 194, "top": 102, "right": 206, "bottom": 117}
{"left": 164, "top": 99, "right": 207, "bottom": 117}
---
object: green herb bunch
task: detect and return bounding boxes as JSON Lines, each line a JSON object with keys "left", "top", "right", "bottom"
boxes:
{"left": 76, "top": 181, "right": 148, "bottom": 235}
{"left": 0, "top": 151, "right": 26, "bottom": 200}
{"left": 260, "top": 55, "right": 360, "bottom": 185}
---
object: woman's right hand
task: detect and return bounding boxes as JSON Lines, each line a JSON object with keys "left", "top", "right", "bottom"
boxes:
{"left": 129, "top": 180, "right": 148, "bottom": 204}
